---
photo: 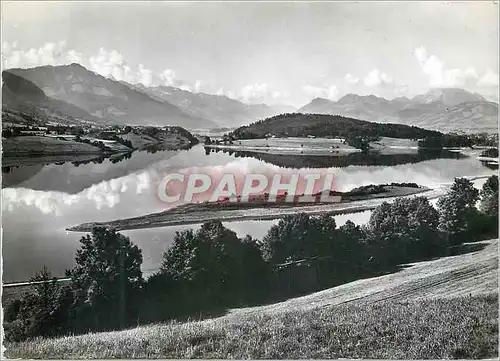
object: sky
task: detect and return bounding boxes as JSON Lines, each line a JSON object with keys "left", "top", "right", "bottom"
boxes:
{"left": 1, "top": 1, "right": 498, "bottom": 106}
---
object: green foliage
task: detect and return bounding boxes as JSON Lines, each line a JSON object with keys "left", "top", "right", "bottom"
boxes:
{"left": 230, "top": 113, "right": 442, "bottom": 141}
{"left": 480, "top": 175, "right": 498, "bottom": 216}
{"left": 260, "top": 213, "right": 318, "bottom": 264}
{"left": 112, "top": 135, "right": 134, "bottom": 149}
{"left": 437, "top": 178, "right": 480, "bottom": 240}
{"left": 368, "top": 197, "right": 444, "bottom": 264}
{"left": 152, "top": 220, "right": 271, "bottom": 318}
{"left": 66, "top": 227, "right": 144, "bottom": 332}
{"left": 4, "top": 178, "right": 497, "bottom": 341}
{"left": 4, "top": 267, "right": 71, "bottom": 341}
{"left": 480, "top": 148, "right": 499, "bottom": 158}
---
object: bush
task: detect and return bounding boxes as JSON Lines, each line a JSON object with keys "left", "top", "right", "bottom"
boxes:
{"left": 4, "top": 299, "right": 22, "bottom": 323}
{"left": 3, "top": 267, "right": 71, "bottom": 341}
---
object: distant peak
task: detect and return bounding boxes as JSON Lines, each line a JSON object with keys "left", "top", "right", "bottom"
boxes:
{"left": 337, "top": 93, "right": 389, "bottom": 104}
{"left": 68, "top": 62, "right": 86, "bottom": 68}
{"left": 310, "top": 97, "right": 331, "bottom": 102}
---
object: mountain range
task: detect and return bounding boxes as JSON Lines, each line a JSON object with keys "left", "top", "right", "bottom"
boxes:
{"left": 2, "top": 63, "right": 498, "bottom": 133}
{"left": 299, "top": 89, "right": 498, "bottom": 133}
{"left": 2, "top": 70, "right": 98, "bottom": 125}
{"left": 4, "top": 64, "right": 215, "bottom": 129}
{"left": 2, "top": 64, "right": 294, "bottom": 129}
{"left": 128, "top": 83, "right": 291, "bottom": 128}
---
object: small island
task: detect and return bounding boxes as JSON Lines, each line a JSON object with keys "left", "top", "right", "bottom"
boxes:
{"left": 67, "top": 182, "right": 430, "bottom": 232}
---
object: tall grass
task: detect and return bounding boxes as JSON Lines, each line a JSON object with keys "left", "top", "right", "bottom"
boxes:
{"left": 5, "top": 294, "right": 498, "bottom": 359}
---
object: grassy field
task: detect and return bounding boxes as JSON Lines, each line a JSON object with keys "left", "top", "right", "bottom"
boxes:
{"left": 2, "top": 136, "right": 103, "bottom": 156}
{"left": 4, "top": 239, "right": 497, "bottom": 359}
{"left": 205, "top": 137, "right": 360, "bottom": 155}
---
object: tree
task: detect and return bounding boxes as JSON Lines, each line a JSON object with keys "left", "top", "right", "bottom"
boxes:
{"left": 66, "top": 227, "right": 143, "bottom": 332}
{"left": 467, "top": 175, "right": 500, "bottom": 240}
{"left": 368, "top": 197, "right": 443, "bottom": 265}
{"left": 336, "top": 220, "right": 368, "bottom": 273}
{"left": 479, "top": 175, "right": 498, "bottom": 216}
{"left": 437, "top": 178, "right": 479, "bottom": 241}
{"left": 235, "top": 235, "right": 272, "bottom": 303}
{"left": 259, "top": 213, "right": 317, "bottom": 264}
{"left": 159, "top": 220, "right": 255, "bottom": 310}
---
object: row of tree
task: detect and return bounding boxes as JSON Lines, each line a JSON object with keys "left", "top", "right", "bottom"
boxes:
{"left": 4, "top": 176, "right": 498, "bottom": 342}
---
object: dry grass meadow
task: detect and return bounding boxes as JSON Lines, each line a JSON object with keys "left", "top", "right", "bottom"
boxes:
{"left": 4, "top": 240, "right": 498, "bottom": 359}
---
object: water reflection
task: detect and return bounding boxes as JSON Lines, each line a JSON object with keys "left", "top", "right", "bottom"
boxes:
{"left": 2, "top": 144, "right": 496, "bottom": 282}
{"left": 205, "top": 146, "right": 465, "bottom": 168}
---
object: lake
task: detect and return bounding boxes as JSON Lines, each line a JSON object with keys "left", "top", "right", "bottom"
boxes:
{"left": 2, "top": 143, "right": 495, "bottom": 282}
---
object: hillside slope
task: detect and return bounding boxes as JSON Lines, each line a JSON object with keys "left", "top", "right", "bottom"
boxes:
{"left": 132, "top": 84, "right": 284, "bottom": 128}
{"left": 2, "top": 70, "right": 97, "bottom": 123}
{"left": 5, "top": 240, "right": 497, "bottom": 359}
{"left": 230, "top": 113, "right": 442, "bottom": 140}
{"left": 5, "top": 65, "right": 217, "bottom": 128}
{"left": 233, "top": 239, "right": 497, "bottom": 316}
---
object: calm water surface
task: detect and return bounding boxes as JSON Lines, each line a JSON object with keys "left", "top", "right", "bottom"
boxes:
{"left": 2, "top": 144, "right": 494, "bottom": 282}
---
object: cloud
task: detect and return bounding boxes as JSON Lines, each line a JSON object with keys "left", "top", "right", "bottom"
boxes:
{"left": 271, "top": 89, "right": 290, "bottom": 101}
{"left": 88, "top": 47, "right": 156, "bottom": 86}
{"left": 159, "top": 69, "right": 177, "bottom": 86}
{"left": 1, "top": 40, "right": 81, "bottom": 69}
{"left": 233, "top": 83, "right": 290, "bottom": 104}
{"left": 158, "top": 68, "right": 203, "bottom": 93}
{"left": 240, "top": 83, "right": 269, "bottom": 103}
{"left": 137, "top": 64, "right": 153, "bottom": 86}
{"left": 342, "top": 69, "right": 408, "bottom": 99}
{"left": 302, "top": 84, "right": 339, "bottom": 100}
{"left": 344, "top": 73, "right": 360, "bottom": 84}
{"left": 66, "top": 49, "right": 83, "bottom": 63}
{"left": 194, "top": 80, "right": 203, "bottom": 93}
{"left": 478, "top": 69, "right": 499, "bottom": 87}
{"left": 363, "top": 68, "right": 394, "bottom": 87}
{"left": 415, "top": 46, "right": 444, "bottom": 86}
{"left": 414, "top": 46, "right": 498, "bottom": 92}
{"left": 2, "top": 41, "right": 203, "bottom": 91}
{"left": 215, "top": 88, "right": 236, "bottom": 98}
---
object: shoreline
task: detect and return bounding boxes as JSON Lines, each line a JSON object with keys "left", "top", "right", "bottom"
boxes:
{"left": 66, "top": 175, "right": 492, "bottom": 232}
{"left": 67, "top": 185, "right": 442, "bottom": 232}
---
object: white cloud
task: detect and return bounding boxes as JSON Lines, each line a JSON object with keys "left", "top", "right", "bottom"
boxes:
{"left": 159, "top": 69, "right": 177, "bottom": 86}
{"left": 1, "top": 40, "right": 78, "bottom": 69}
{"left": 2, "top": 41, "right": 203, "bottom": 91}
{"left": 414, "top": 46, "right": 498, "bottom": 91}
{"left": 302, "top": 84, "right": 339, "bottom": 100}
{"left": 194, "top": 80, "right": 203, "bottom": 93}
{"left": 271, "top": 89, "right": 290, "bottom": 101}
{"left": 137, "top": 64, "right": 153, "bottom": 86}
{"left": 179, "top": 84, "right": 192, "bottom": 91}
{"left": 66, "top": 49, "right": 83, "bottom": 63}
{"left": 240, "top": 83, "right": 269, "bottom": 103}
{"left": 364, "top": 68, "right": 394, "bottom": 87}
{"left": 415, "top": 46, "right": 444, "bottom": 86}
{"left": 344, "top": 73, "right": 360, "bottom": 84}
{"left": 228, "top": 83, "right": 289, "bottom": 104}
{"left": 478, "top": 69, "right": 499, "bottom": 87}
{"left": 415, "top": 46, "right": 499, "bottom": 102}
{"left": 158, "top": 68, "right": 204, "bottom": 93}
{"left": 88, "top": 47, "right": 155, "bottom": 87}
{"left": 215, "top": 88, "right": 236, "bottom": 98}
